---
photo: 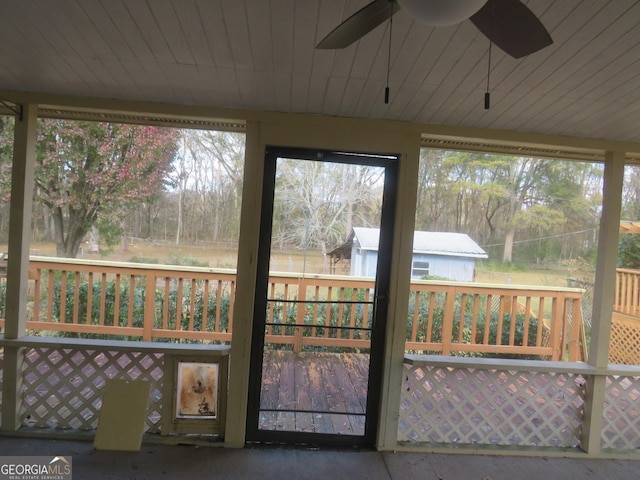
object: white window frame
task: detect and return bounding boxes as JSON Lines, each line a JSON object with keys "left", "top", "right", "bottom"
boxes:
{"left": 412, "top": 260, "right": 430, "bottom": 277}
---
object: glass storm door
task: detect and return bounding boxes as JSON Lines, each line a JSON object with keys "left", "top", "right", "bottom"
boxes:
{"left": 245, "top": 146, "right": 397, "bottom": 447}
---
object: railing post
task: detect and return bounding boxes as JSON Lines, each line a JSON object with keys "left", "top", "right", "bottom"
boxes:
{"left": 636, "top": 271, "right": 640, "bottom": 314}
{"left": 568, "top": 297, "right": 584, "bottom": 362}
{"left": 293, "top": 278, "right": 307, "bottom": 352}
{"left": 623, "top": 272, "right": 630, "bottom": 314}
{"left": 30, "top": 265, "right": 41, "bottom": 323}
{"left": 441, "top": 287, "right": 455, "bottom": 355}
{"left": 143, "top": 273, "right": 156, "bottom": 341}
{"left": 560, "top": 293, "right": 570, "bottom": 360}
{"left": 548, "top": 296, "right": 562, "bottom": 361}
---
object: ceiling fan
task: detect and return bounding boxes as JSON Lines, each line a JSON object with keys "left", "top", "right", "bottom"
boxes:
{"left": 316, "top": 0, "right": 553, "bottom": 59}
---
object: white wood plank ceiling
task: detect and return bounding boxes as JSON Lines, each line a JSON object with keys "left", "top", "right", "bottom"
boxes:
{"left": 0, "top": 1, "right": 639, "bottom": 144}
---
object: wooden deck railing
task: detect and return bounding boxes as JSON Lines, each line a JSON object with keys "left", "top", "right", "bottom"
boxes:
{"left": 615, "top": 268, "right": 640, "bottom": 316}
{"left": 405, "top": 280, "right": 583, "bottom": 361}
{"left": 29, "top": 257, "right": 237, "bottom": 343}
{"left": 264, "top": 273, "right": 376, "bottom": 352}
{"left": 0, "top": 256, "right": 586, "bottom": 360}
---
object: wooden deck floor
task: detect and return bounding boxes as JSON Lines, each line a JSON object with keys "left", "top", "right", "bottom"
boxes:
{"left": 259, "top": 350, "right": 370, "bottom": 436}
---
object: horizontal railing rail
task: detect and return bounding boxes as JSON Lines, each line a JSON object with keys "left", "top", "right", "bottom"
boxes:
{"left": 0, "top": 256, "right": 586, "bottom": 360}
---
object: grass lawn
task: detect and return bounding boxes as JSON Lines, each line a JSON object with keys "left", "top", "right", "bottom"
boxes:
{"left": 19, "top": 240, "right": 586, "bottom": 289}
{"left": 475, "top": 268, "right": 574, "bottom": 288}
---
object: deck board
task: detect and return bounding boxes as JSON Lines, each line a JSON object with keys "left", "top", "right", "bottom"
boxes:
{"left": 258, "top": 350, "right": 369, "bottom": 435}
{"left": 293, "top": 353, "right": 315, "bottom": 433}
{"left": 277, "top": 353, "right": 296, "bottom": 431}
{"left": 305, "top": 354, "right": 336, "bottom": 434}
{"left": 259, "top": 350, "right": 280, "bottom": 429}
{"left": 332, "top": 354, "right": 366, "bottom": 433}
{"left": 321, "top": 356, "right": 354, "bottom": 435}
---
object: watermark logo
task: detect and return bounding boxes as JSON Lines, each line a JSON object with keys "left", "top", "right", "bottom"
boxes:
{"left": 0, "top": 456, "right": 72, "bottom": 480}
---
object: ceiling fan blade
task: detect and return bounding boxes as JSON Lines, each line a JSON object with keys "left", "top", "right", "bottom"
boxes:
{"left": 470, "top": 0, "right": 552, "bottom": 58}
{"left": 316, "top": 0, "right": 401, "bottom": 49}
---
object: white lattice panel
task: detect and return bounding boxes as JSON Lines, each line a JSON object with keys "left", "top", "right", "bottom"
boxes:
{"left": 602, "top": 375, "right": 640, "bottom": 451}
{"left": 399, "top": 363, "right": 585, "bottom": 447}
{"left": 21, "top": 347, "right": 164, "bottom": 433}
{"left": 609, "top": 315, "right": 640, "bottom": 365}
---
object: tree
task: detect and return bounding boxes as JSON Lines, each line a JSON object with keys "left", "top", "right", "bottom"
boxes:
{"left": 197, "top": 130, "right": 245, "bottom": 242}
{"left": 172, "top": 134, "right": 193, "bottom": 244}
{"left": 622, "top": 165, "right": 640, "bottom": 220}
{"left": 618, "top": 165, "right": 640, "bottom": 268}
{"left": 164, "top": 130, "right": 245, "bottom": 244}
{"left": 273, "top": 158, "right": 383, "bottom": 272}
{"left": 36, "top": 120, "right": 178, "bottom": 257}
{"left": 618, "top": 234, "right": 640, "bottom": 269}
{"left": 415, "top": 150, "right": 602, "bottom": 264}
{"left": 496, "top": 157, "right": 558, "bottom": 262}
{"left": 0, "top": 116, "right": 14, "bottom": 238}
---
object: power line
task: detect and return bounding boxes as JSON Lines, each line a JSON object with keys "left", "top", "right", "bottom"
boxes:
{"left": 481, "top": 228, "right": 597, "bottom": 248}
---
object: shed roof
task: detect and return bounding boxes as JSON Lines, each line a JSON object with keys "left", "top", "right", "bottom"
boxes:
{"left": 352, "top": 227, "right": 488, "bottom": 259}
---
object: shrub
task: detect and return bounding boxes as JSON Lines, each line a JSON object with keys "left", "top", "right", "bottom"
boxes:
{"left": 618, "top": 234, "right": 640, "bottom": 269}
{"left": 406, "top": 291, "right": 544, "bottom": 360}
{"left": 52, "top": 275, "right": 145, "bottom": 340}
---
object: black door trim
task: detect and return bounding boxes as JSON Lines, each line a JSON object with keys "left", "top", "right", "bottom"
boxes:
{"left": 245, "top": 145, "right": 398, "bottom": 448}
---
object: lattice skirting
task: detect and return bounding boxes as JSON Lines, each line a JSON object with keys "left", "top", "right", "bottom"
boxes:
{"left": 20, "top": 346, "right": 164, "bottom": 432}
{"left": 2, "top": 342, "right": 639, "bottom": 452}
{"left": 602, "top": 375, "right": 640, "bottom": 450}
{"left": 398, "top": 362, "right": 585, "bottom": 448}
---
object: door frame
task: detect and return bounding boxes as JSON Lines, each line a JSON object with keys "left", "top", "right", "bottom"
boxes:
{"left": 244, "top": 145, "right": 398, "bottom": 448}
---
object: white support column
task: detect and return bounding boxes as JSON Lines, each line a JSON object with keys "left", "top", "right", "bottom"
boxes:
{"left": 376, "top": 133, "right": 421, "bottom": 449}
{"left": 1, "top": 104, "right": 38, "bottom": 431}
{"left": 5, "top": 105, "right": 37, "bottom": 339}
{"left": 224, "top": 121, "right": 262, "bottom": 447}
{"left": 581, "top": 149, "right": 625, "bottom": 454}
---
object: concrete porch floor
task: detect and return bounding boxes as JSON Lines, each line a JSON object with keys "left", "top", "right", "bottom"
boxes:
{"left": 0, "top": 437, "right": 639, "bottom": 479}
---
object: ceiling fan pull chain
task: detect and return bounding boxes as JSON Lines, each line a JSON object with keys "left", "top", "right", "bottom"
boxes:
{"left": 485, "top": 39, "right": 492, "bottom": 109}
{"left": 385, "top": 1, "right": 393, "bottom": 104}
{"left": 484, "top": 0, "right": 494, "bottom": 110}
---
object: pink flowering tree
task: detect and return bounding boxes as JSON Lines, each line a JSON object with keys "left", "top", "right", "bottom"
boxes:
{"left": 36, "top": 119, "right": 178, "bottom": 257}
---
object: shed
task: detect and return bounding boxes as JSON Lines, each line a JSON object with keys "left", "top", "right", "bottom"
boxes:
{"left": 330, "top": 227, "right": 488, "bottom": 281}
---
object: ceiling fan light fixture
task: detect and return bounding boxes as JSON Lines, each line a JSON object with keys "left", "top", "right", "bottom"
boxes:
{"left": 397, "top": 0, "right": 488, "bottom": 26}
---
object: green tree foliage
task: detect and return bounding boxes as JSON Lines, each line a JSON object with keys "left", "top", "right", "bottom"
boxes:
{"left": 415, "top": 150, "right": 602, "bottom": 264}
{"left": 618, "top": 234, "right": 640, "bottom": 269}
{"left": 0, "top": 116, "right": 14, "bottom": 202}
{"left": 619, "top": 166, "right": 640, "bottom": 269}
{"left": 0, "top": 122, "right": 608, "bottom": 270}
{"left": 621, "top": 166, "right": 640, "bottom": 220}
{"left": 0, "top": 116, "right": 15, "bottom": 237}
{"left": 36, "top": 120, "right": 179, "bottom": 257}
